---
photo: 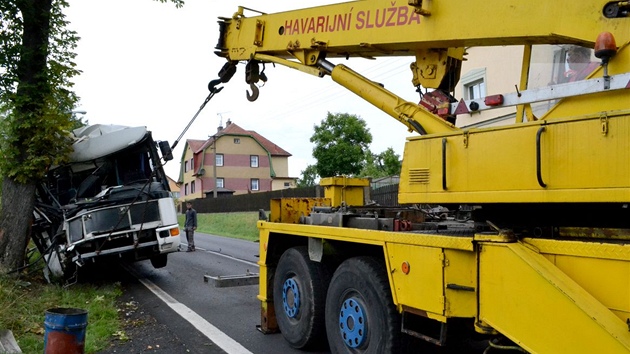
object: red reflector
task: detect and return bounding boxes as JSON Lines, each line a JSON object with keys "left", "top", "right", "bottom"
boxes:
{"left": 437, "top": 107, "right": 450, "bottom": 118}
{"left": 484, "top": 94, "right": 504, "bottom": 106}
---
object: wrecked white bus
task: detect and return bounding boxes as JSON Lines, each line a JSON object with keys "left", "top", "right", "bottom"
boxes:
{"left": 31, "top": 124, "right": 181, "bottom": 281}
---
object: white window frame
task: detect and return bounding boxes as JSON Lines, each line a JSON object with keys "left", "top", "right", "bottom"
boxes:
{"left": 251, "top": 178, "right": 259, "bottom": 191}
{"left": 250, "top": 155, "right": 259, "bottom": 168}
{"left": 234, "top": 138, "right": 240, "bottom": 144}
{"left": 216, "top": 178, "right": 224, "bottom": 188}
{"left": 216, "top": 154, "right": 224, "bottom": 167}
{"left": 460, "top": 68, "right": 487, "bottom": 100}
{"left": 191, "top": 180, "right": 195, "bottom": 193}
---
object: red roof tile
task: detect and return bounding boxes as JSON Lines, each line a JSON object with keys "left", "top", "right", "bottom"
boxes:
{"left": 214, "top": 122, "right": 291, "bottom": 156}
{"left": 186, "top": 139, "right": 206, "bottom": 154}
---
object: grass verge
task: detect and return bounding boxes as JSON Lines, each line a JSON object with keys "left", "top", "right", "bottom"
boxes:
{"left": 178, "top": 211, "right": 262, "bottom": 241}
{"left": 0, "top": 273, "right": 121, "bottom": 353}
{"left": 1, "top": 211, "right": 258, "bottom": 353}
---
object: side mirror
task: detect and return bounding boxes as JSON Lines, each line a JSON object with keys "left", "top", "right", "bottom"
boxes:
{"left": 158, "top": 141, "right": 173, "bottom": 161}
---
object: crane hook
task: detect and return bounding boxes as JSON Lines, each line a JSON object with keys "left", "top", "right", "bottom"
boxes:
{"left": 246, "top": 83, "right": 259, "bottom": 102}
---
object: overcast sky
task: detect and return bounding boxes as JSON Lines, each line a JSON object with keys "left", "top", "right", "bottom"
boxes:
{"left": 64, "top": 0, "right": 419, "bottom": 180}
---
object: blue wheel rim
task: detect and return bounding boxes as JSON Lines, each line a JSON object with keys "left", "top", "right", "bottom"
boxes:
{"left": 339, "top": 298, "right": 366, "bottom": 348}
{"left": 282, "top": 278, "right": 300, "bottom": 318}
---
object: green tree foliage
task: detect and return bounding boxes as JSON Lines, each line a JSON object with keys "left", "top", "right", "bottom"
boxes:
{"left": 0, "top": 0, "right": 79, "bottom": 183}
{"left": 359, "top": 147, "right": 402, "bottom": 178}
{"left": 297, "top": 164, "right": 319, "bottom": 187}
{"left": 379, "top": 147, "right": 402, "bottom": 176}
{"left": 310, "top": 112, "right": 372, "bottom": 178}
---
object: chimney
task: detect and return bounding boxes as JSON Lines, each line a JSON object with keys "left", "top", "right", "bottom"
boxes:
{"left": 226, "top": 119, "right": 232, "bottom": 126}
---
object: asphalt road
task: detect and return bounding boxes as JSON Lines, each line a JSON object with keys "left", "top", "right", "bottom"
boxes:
{"left": 99, "top": 232, "right": 329, "bottom": 354}
{"left": 98, "top": 232, "right": 491, "bottom": 354}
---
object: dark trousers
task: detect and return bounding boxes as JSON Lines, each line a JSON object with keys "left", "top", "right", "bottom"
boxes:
{"left": 185, "top": 229, "right": 195, "bottom": 250}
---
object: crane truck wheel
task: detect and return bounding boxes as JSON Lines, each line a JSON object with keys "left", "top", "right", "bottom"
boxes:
{"left": 273, "top": 246, "right": 331, "bottom": 349}
{"left": 325, "top": 256, "right": 400, "bottom": 354}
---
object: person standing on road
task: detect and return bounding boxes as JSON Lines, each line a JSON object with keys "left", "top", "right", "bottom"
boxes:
{"left": 184, "top": 202, "right": 197, "bottom": 252}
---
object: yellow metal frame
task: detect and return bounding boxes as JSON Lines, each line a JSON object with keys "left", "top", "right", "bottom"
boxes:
{"left": 269, "top": 197, "right": 331, "bottom": 223}
{"left": 479, "top": 241, "right": 630, "bottom": 353}
{"left": 320, "top": 176, "right": 369, "bottom": 207}
{"left": 220, "top": 0, "right": 616, "bottom": 61}
{"left": 258, "top": 221, "right": 630, "bottom": 353}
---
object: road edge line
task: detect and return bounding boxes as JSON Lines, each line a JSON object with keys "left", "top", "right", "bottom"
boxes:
{"left": 124, "top": 264, "right": 254, "bottom": 354}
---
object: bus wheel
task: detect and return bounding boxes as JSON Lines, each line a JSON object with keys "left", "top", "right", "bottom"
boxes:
{"left": 150, "top": 254, "right": 168, "bottom": 268}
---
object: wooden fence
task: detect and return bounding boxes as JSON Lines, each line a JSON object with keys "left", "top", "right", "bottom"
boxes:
{"left": 185, "top": 183, "right": 400, "bottom": 214}
{"left": 370, "top": 183, "right": 399, "bottom": 207}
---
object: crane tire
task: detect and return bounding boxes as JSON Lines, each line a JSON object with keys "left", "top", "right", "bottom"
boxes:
{"left": 273, "top": 246, "right": 330, "bottom": 349}
{"left": 325, "top": 256, "right": 400, "bottom": 354}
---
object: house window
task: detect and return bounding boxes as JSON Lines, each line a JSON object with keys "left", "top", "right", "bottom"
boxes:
{"left": 460, "top": 68, "right": 487, "bottom": 100}
{"left": 251, "top": 178, "right": 259, "bottom": 191}
{"left": 250, "top": 155, "right": 259, "bottom": 168}
{"left": 184, "top": 161, "right": 188, "bottom": 172}
{"left": 284, "top": 182, "right": 290, "bottom": 187}
{"left": 184, "top": 183, "right": 189, "bottom": 195}
{"left": 465, "top": 79, "right": 486, "bottom": 100}
{"left": 190, "top": 157, "right": 194, "bottom": 170}
{"left": 216, "top": 154, "right": 224, "bottom": 166}
{"left": 234, "top": 138, "right": 240, "bottom": 144}
{"left": 191, "top": 181, "right": 195, "bottom": 193}
{"left": 216, "top": 178, "right": 224, "bottom": 188}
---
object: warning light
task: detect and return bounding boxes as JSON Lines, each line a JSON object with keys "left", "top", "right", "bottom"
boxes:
{"left": 595, "top": 32, "right": 617, "bottom": 63}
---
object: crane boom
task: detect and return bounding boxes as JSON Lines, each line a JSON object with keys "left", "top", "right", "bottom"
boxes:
{"left": 214, "top": 1, "right": 630, "bottom": 135}
{"left": 216, "top": 1, "right": 621, "bottom": 61}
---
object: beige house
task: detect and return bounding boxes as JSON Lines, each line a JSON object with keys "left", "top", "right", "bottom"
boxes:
{"left": 166, "top": 175, "right": 180, "bottom": 199}
{"left": 178, "top": 120, "right": 297, "bottom": 200}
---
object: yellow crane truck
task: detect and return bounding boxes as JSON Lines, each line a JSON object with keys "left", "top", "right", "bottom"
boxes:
{"left": 212, "top": 1, "right": 630, "bottom": 353}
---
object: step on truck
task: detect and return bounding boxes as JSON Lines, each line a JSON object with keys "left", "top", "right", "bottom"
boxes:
{"left": 31, "top": 124, "right": 181, "bottom": 282}
{"left": 212, "top": 1, "right": 630, "bottom": 353}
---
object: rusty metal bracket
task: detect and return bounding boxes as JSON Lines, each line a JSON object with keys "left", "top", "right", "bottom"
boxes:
{"left": 408, "top": 0, "right": 431, "bottom": 16}
{"left": 600, "top": 113, "right": 609, "bottom": 136}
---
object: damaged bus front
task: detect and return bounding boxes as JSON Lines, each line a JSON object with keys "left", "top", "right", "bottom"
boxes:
{"left": 31, "top": 124, "right": 181, "bottom": 281}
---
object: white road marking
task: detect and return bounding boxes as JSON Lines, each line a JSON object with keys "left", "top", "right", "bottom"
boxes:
{"left": 181, "top": 242, "right": 259, "bottom": 267}
{"left": 124, "top": 264, "right": 254, "bottom": 354}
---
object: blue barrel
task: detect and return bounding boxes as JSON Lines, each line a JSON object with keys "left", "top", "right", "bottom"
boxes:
{"left": 43, "top": 308, "right": 88, "bottom": 354}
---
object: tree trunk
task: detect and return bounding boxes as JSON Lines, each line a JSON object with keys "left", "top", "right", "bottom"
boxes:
{"left": 0, "top": 0, "right": 53, "bottom": 275}
{"left": 0, "top": 178, "right": 36, "bottom": 274}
